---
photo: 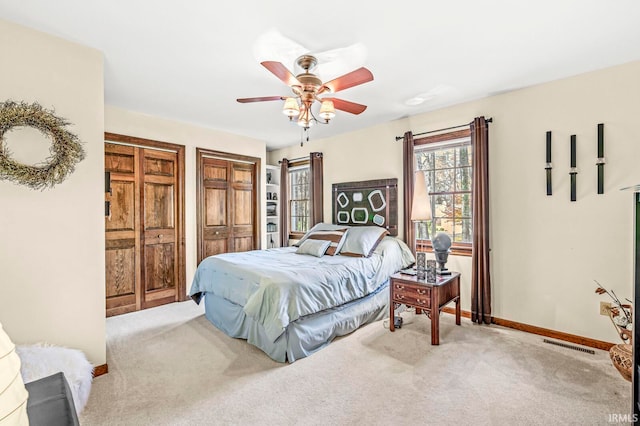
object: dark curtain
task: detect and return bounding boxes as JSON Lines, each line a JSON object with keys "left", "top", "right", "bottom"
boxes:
{"left": 280, "top": 159, "right": 290, "bottom": 247}
{"left": 471, "top": 116, "right": 492, "bottom": 324}
{"left": 309, "top": 152, "right": 324, "bottom": 226}
{"left": 402, "top": 131, "right": 415, "bottom": 253}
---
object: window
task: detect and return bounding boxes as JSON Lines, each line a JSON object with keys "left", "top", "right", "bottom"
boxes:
{"left": 289, "top": 164, "right": 310, "bottom": 236}
{"left": 414, "top": 130, "right": 472, "bottom": 255}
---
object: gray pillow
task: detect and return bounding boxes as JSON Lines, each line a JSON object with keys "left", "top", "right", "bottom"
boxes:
{"left": 295, "top": 239, "right": 331, "bottom": 257}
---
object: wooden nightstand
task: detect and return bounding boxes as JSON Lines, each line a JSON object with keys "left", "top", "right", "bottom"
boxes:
{"left": 389, "top": 271, "right": 461, "bottom": 345}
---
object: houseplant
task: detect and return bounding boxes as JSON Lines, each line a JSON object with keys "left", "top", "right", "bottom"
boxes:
{"left": 595, "top": 281, "right": 633, "bottom": 381}
{"left": 594, "top": 280, "right": 632, "bottom": 343}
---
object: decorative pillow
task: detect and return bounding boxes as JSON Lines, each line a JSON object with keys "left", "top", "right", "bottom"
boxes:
{"left": 296, "top": 239, "right": 331, "bottom": 257}
{"left": 302, "top": 228, "right": 349, "bottom": 256}
{"left": 294, "top": 223, "right": 350, "bottom": 247}
{"left": 339, "top": 226, "right": 389, "bottom": 257}
{"left": 0, "top": 322, "right": 29, "bottom": 426}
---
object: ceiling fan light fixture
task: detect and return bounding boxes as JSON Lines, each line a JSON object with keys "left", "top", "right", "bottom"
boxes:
{"left": 239, "top": 53, "right": 373, "bottom": 131}
{"left": 297, "top": 117, "right": 314, "bottom": 127}
{"left": 319, "top": 100, "right": 336, "bottom": 122}
{"left": 296, "top": 102, "right": 314, "bottom": 127}
{"left": 282, "top": 97, "right": 300, "bottom": 117}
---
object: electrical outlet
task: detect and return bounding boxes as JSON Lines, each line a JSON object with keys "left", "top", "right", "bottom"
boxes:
{"left": 600, "top": 301, "right": 611, "bottom": 316}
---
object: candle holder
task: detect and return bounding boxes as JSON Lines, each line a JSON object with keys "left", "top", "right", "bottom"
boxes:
{"left": 416, "top": 252, "right": 426, "bottom": 280}
{"left": 545, "top": 131, "right": 552, "bottom": 196}
{"left": 545, "top": 162, "right": 553, "bottom": 196}
{"left": 570, "top": 135, "right": 577, "bottom": 202}
{"left": 597, "top": 123, "right": 605, "bottom": 194}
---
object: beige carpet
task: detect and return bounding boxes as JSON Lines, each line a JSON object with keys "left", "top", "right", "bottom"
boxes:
{"left": 80, "top": 301, "right": 631, "bottom": 425}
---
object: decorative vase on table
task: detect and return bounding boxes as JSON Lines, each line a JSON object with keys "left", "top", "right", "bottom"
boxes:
{"left": 610, "top": 344, "right": 633, "bottom": 382}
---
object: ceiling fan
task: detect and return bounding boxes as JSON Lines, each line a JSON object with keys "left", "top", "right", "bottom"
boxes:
{"left": 237, "top": 54, "right": 374, "bottom": 128}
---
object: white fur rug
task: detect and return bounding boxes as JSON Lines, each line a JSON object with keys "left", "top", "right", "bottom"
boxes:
{"left": 16, "top": 344, "right": 93, "bottom": 414}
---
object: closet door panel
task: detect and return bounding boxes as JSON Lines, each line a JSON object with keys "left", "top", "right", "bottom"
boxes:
{"left": 141, "top": 148, "right": 179, "bottom": 310}
{"left": 230, "top": 162, "right": 255, "bottom": 252}
{"left": 105, "top": 143, "right": 141, "bottom": 316}
{"left": 205, "top": 188, "right": 227, "bottom": 226}
{"left": 199, "top": 158, "right": 231, "bottom": 263}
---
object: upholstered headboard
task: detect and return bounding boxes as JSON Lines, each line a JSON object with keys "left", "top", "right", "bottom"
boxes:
{"left": 332, "top": 178, "right": 398, "bottom": 236}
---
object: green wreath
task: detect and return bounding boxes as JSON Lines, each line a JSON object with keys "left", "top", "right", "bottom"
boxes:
{"left": 0, "top": 101, "right": 85, "bottom": 190}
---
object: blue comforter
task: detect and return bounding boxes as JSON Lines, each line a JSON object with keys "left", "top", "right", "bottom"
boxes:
{"left": 190, "top": 236, "right": 414, "bottom": 342}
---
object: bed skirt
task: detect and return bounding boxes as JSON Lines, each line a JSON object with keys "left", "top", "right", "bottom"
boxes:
{"left": 203, "top": 280, "right": 390, "bottom": 362}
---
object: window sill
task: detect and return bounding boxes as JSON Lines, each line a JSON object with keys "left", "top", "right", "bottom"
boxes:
{"left": 289, "top": 232, "right": 305, "bottom": 241}
{"left": 416, "top": 240, "right": 472, "bottom": 257}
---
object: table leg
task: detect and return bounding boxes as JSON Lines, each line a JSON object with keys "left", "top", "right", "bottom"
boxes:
{"left": 390, "top": 291, "right": 395, "bottom": 332}
{"left": 455, "top": 296, "right": 461, "bottom": 326}
{"left": 431, "top": 307, "right": 439, "bottom": 345}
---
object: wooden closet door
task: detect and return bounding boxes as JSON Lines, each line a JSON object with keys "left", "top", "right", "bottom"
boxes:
{"left": 105, "top": 143, "right": 141, "bottom": 315}
{"left": 105, "top": 136, "right": 185, "bottom": 317}
{"left": 141, "top": 148, "right": 180, "bottom": 309}
{"left": 230, "top": 162, "right": 256, "bottom": 252}
{"left": 197, "top": 151, "right": 259, "bottom": 263}
{"left": 201, "top": 157, "right": 231, "bottom": 259}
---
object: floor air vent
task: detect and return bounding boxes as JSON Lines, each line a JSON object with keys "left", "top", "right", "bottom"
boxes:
{"left": 543, "top": 339, "right": 595, "bottom": 354}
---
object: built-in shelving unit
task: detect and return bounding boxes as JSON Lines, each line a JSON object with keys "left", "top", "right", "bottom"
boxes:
{"left": 265, "top": 164, "right": 280, "bottom": 248}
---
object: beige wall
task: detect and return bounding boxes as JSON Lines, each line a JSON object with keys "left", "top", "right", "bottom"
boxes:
{"left": 3, "top": 16, "right": 635, "bottom": 364}
{"left": 104, "top": 107, "right": 267, "bottom": 287}
{"left": 270, "top": 60, "right": 640, "bottom": 344}
{"left": 0, "top": 20, "right": 106, "bottom": 364}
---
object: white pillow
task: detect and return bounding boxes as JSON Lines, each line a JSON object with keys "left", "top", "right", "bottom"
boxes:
{"left": 0, "top": 322, "right": 29, "bottom": 426}
{"left": 339, "top": 226, "right": 389, "bottom": 257}
{"left": 296, "top": 239, "right": 331, "bottom": 257}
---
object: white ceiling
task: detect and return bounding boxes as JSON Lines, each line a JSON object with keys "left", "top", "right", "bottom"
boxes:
{"left": 2, "top": 1, "right": 640, "bottom": 150}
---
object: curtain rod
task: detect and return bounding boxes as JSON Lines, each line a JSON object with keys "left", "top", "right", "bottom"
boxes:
{"left": 278, "top": 156, "right": 308, "bottom": 164}
{"left": 394, "top": 117, "right": 493, "bottom": 141}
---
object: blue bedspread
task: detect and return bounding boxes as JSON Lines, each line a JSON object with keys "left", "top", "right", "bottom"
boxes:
{"left": 190, "top": 236, "right": 414, "bottom": 342}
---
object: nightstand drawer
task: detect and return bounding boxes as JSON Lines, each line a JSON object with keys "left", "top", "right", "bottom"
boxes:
{"left": 392, "top": 291, "right": 431, "bottom": 308}
{"left": 392, "top": 283, "right": 431, "bottom": 308}
{"left": 392, "top": 282, "right": 431, "bottom": 298}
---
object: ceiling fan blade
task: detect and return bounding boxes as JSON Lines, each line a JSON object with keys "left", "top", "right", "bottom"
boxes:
{"left": 253, "top": 29, "right": 307, "bottom": 65}
{"left": 314, "top": 42, "right": 367, "bottom": 78}
{"left": 319, "top": 67, "right": 373, "bottom": 94}
{"left": 324, "top": 98, "right": 367, "bottom": 115}
{"left": 237, "top": 96, "right": 286, "bottom": 103}
{"left": 261, "top": 61, "right": 301, "bottom": 87}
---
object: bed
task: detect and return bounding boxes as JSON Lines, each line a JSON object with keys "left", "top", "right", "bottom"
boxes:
{"left": 190, "top": 178, "right": 413, "bottom": 362}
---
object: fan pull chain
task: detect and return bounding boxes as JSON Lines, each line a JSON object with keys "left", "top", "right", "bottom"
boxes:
{"left": 300, "top": 126, "right": 311, "bottom": 147}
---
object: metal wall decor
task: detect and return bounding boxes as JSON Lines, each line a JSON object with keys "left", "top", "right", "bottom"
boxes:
{"left": 332, "top": 178, "right": 398, "bottom": 235}
{"left": 570, "top": 134, "right": 578, "bottom": 202}
{"left": 597, "top": 123, "right": 605, "bottom": 194}
{"left": 545, "top": 131, "right": 552, "bottom": 195}
{"left": 546, "top": 123, "right": 606, "bottom": 200}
